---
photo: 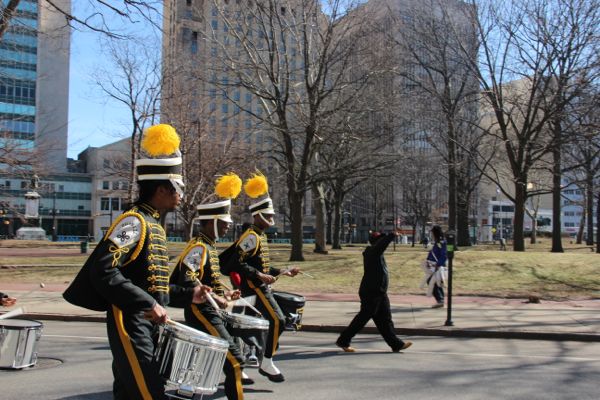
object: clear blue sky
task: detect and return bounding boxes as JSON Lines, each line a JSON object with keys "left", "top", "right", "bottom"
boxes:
{"left": 66, "top": 4, "right": 160, "bottom": 159}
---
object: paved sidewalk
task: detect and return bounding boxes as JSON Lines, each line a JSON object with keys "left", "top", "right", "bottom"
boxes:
{"left": 1, "top": 283, "right": 599, "bottom": 342}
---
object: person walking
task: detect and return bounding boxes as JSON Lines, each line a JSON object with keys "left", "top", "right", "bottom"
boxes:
{"left": 336, "top": 231, "right": 412, "bottom": 353}
{"left": 423, "top": 225, "right": 447, "bottom": 308}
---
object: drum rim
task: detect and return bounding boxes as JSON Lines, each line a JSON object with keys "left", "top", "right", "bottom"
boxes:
{"left": 223, "top": 312, "right": 269, "bottom": 325}
{"left": 0, "top": 319, "right": 44, "bottom": 329}
{"left": 162, "top": 324, "right": 229, "bottom": 348}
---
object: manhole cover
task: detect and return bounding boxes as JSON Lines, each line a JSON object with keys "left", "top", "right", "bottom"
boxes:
{"left": 0, "top": 357, "right": 63, "bottom": 371}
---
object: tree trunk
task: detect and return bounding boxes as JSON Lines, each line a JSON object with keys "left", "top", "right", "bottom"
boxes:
{"left": 530, "top": 216, "right": 537, "bottom": 244}
{"left": 332, "top": 191, "right": 343, "bottom": 250}
{"left": 551, "top": 121, "right": 564, "bottom": 253}
{"left": 456, "top": 194, "right": 471, "bottom": 247}
{"left": 576, "top": 210, "right": 585, "bottom": 244}
{"left": 596, "top": 192, "right": 600, "bottom": 254}
{"left": 513, "top": 182, "right": 526, "bottom": 251}
{"left": 312, "top": 183, "right": 328, "bottom": 254}
{"left": 411, "top": 223, "right": 417, "bottom": 247}
{"left": 586, "top": 172, "right": 594, "bottom": 245}
{"left": 447, "top": 132, "right": 457, "bottom": 232}
{"left": 325, "top": 206, "right": 333, "bottom": 245}
{"left": 289, "top": 190, "right": 305, "bottom": 261}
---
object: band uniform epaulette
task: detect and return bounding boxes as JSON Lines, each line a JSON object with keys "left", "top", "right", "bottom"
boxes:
{"left": 105, "top": 211, "right": 147, "bottom": 267}
{"left": 237, "top": 230, "right": 260, "bottom": 256}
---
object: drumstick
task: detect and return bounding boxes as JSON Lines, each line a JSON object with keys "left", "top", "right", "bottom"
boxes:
{"left": 0, "top": 307, "right": 24, "bottom": 320}
{"left": 280, "top": 268, "right": 314, "bottom": 278}
{"left": 195, "top": 279, "right": 223, "bottom": 310}
{"left": 219, "top": 280, "right": 263, "bottom": 316}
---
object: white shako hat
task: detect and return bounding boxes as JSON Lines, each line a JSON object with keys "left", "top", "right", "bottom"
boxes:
{"left": 134, "top": 124, "right": 184, "bottom": 196}
{"left": 193, "top": 173, "right": 242, "bottom": 239}
{"left": 196, "top": 199, "right": 233, "bottom": 223}
{"left": 249, "top": 197, "right": 275, "bottom": 216}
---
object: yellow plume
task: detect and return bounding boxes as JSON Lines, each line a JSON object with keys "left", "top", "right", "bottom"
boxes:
{"left": 141, "top": 124, "right": 180, "bottom": 157}
{"left": 215, "top": 173, "right": 242, "bottom": 199}
{"left": 244, "top": 172, "right": 269, "bottom": 198}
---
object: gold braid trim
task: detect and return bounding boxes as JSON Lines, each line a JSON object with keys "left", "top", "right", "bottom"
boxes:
{"left": 104, "top": 211, "right": 147, "bottom": 265}
{"left": 185, "top": 269, "right": 199, "bottom": 282}
{"left": 109, "top": 245, "right": 130, "bottom": 268}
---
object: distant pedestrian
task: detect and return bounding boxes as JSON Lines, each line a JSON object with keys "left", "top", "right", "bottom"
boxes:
{"left": 422, "top": 236, "right": 429, "bottom": 248}
{"left": 0, "top": 292, "right": 17, "bottom": 307}
{"left": 336, "top": 230, "right": 412, "bottom": 353}
{"left": 420, "top": 225, "right": 447, "bottom": 308}
{"left": 500, "top": 237, "right": 507, "bottom": 250}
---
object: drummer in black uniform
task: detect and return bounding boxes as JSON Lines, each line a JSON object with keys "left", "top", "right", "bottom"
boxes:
{"left": 169, "top": 173, "right": 249, "bottom": 400}
{"left": 63, "top": 124, "right": 208, "bottom": 400}
{"left": 223, "top": 172, "right": 299, "bottom": 383}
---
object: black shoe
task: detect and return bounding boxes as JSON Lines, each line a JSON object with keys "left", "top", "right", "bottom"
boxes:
{"left": 258, "top": 368, "right": 285, "bottom": 383}
{"left": 241, "top": 377, "right": 255, "bottom": 385}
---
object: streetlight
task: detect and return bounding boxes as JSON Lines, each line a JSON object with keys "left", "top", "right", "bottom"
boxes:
{"left": 51, "top": 191, "right": 59, "bottom": 242}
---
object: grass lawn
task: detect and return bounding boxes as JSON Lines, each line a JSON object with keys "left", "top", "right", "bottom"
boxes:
{"left": 0, "top": 240, "right": 598, "bottom": 300}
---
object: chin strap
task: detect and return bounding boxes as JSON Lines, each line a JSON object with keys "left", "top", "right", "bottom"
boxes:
{"left": 259, "top": 212, "right": 275, "bottom": 227}
{"left": 213, "top": 218, "right": 219, "bottom": 241}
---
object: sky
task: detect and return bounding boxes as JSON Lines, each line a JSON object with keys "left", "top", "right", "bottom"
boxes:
{"left": 66, "top": 3, "right": 160, "bottom": 159}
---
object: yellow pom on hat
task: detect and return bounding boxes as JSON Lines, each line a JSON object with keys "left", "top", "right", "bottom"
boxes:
{"left": 141, "top": 124, "right": 181, "bottom": 157}
{"left": 215, "top": 173, "right": 242, "bottom": 199}
{"left": 244, "top": 172, "right": 269, "bottom": 198}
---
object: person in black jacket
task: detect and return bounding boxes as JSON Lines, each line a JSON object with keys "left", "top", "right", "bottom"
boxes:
{"left": 336, "top": 231, "right": 412, "bottom": 353}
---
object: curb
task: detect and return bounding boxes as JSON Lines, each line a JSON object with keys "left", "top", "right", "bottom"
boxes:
{"left": 18, "top": 313, "right": 600, "bottom": 343}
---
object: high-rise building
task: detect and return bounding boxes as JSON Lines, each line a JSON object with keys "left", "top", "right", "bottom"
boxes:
{"left": 0, "top": 1, "right": 88, "bottom": 240}
{"left": 0, "top": 0, "right": 70, "bottom": 172}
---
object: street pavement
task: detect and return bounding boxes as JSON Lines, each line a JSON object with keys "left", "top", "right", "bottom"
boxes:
{"left": 1, "top": 282, "right": 599, "bottom": 342}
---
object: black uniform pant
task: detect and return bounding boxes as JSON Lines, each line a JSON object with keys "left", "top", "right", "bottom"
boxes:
{"left": 336, "top": 293, "right": 405, "bottom": 351}
{"left": 245, "top": 281, "right": 285, "bottom": 359}
{"left": 186, "top": 304, "right": 245, "bottom": 400}
{"left": 107, "top": 306, "right": 167, "bottom": 400}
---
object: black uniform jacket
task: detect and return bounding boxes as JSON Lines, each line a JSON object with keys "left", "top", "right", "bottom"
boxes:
{"left": 63, "top": 203, "right": 170, "bottom": 312}
{"left": 169, "top": 232, "right": 225, "bottom": 308}
{"left": 222, "top": 225, "right": 280, "bottom": 289}
{"left": 358, "top": 233, "right": 395, "bottom": 296}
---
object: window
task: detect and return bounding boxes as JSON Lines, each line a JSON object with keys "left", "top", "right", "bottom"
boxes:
{"left": 186, "top": 0, "right": 192, "bottom": 5}
{"left": 102, "top": 181, "right": 109, "bottom": 190}
{"left": 20, "top": 181, "right": 27, "bottom": 189}
{"left": 78, "top": 205, "right": 84, "bottom": 210}
{"left": 100, "top": 197, "right": 110, "bottom": 211}
{"left": 4, "top": 180, "right": 10, "bottom": 188}
{"left": 209, "top": 88, "right": 217, "bottom": 98}
{"left": 103, "top": 159, "right": 110, "bottom": 168}
{"left": 191, "top": 31, "right": 198, "bottom": 54}
{"left": 58, "top": 185, "right": 64, "bottom": 192}
{"left": 121, "top": 198, "right": 128, "bottom": 210}
{"left": 221, "top": 103, "right": 229, "bottom": 113}
{"left": 233, "top": 91, "right": 240, "bottom": 101}
{"left": 112, "top": 181, "right": 119, "bottom": 190}
{"left": 209, "top": 102, "right": 216, "bottom": 111}
{"left": 111, "top": 198, "right": 119, "bottom": 212}
{"left": 211, "top": 20, "right": 218, "bottom": 30}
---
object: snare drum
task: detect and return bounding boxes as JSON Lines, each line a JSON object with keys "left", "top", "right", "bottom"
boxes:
{"left": 273, "top": 291, "right": 306, "bottom": 331}
{"left": 223, "top": 313, "right": 269, "bottom": 332}
{"left": 154, "top": 322, "right": 229, "bottom": 397}
{"left": 0, "top": 319, "right": 43, "bottom": 369}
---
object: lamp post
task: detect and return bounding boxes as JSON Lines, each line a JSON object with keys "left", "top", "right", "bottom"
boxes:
{"left": 51, "top": 191, "right": 58, "bottom": 242}
{"left": 445, "top": 230, "right": 456, "bottom": 326}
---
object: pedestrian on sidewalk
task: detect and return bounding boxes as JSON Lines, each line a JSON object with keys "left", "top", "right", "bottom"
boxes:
{"left": 421, "top": 225, "right": 447, "bottom": 308}
{"left": 0, "top": 291, "right": 17, "bottom": 307}
{"left": 336, "top": 230, "right": 412, "bottom": 353}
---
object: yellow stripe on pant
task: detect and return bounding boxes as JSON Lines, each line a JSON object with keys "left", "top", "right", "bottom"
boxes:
{"left": 191, "top": 305, "right": 243, "bottom": 400}
{"left": 247, "top": 280, "right": 280, "bottom": 357}
{"left": 112, "top": 306, "right": 153, "bottom": 400}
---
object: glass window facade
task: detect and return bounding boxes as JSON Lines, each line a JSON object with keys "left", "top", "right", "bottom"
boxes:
{"left": 0, "top": 1, "right": 38, "bottom": 152}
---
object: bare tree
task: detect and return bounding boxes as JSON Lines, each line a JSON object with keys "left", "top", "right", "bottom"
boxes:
{"left": 1, "top": 1, "right": 163, "bottom": 41}
{"left": 201, "top": 0, "right": 380, "bottom": 260}
{"left": 388, "top": 0, "right": 482, "bottom": 246}
{"left": 93, "top": 36, "right": 161, "bottom": 201}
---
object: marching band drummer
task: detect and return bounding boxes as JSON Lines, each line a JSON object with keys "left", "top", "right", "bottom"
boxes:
{"left": 222, "top": 172, "right": 299, "bottom": 383}
{"left": 169, "top": 173, "right": 249, "bottom": 400}
{"left": 63, "top": 124, "right": 208, "bottom": 400}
